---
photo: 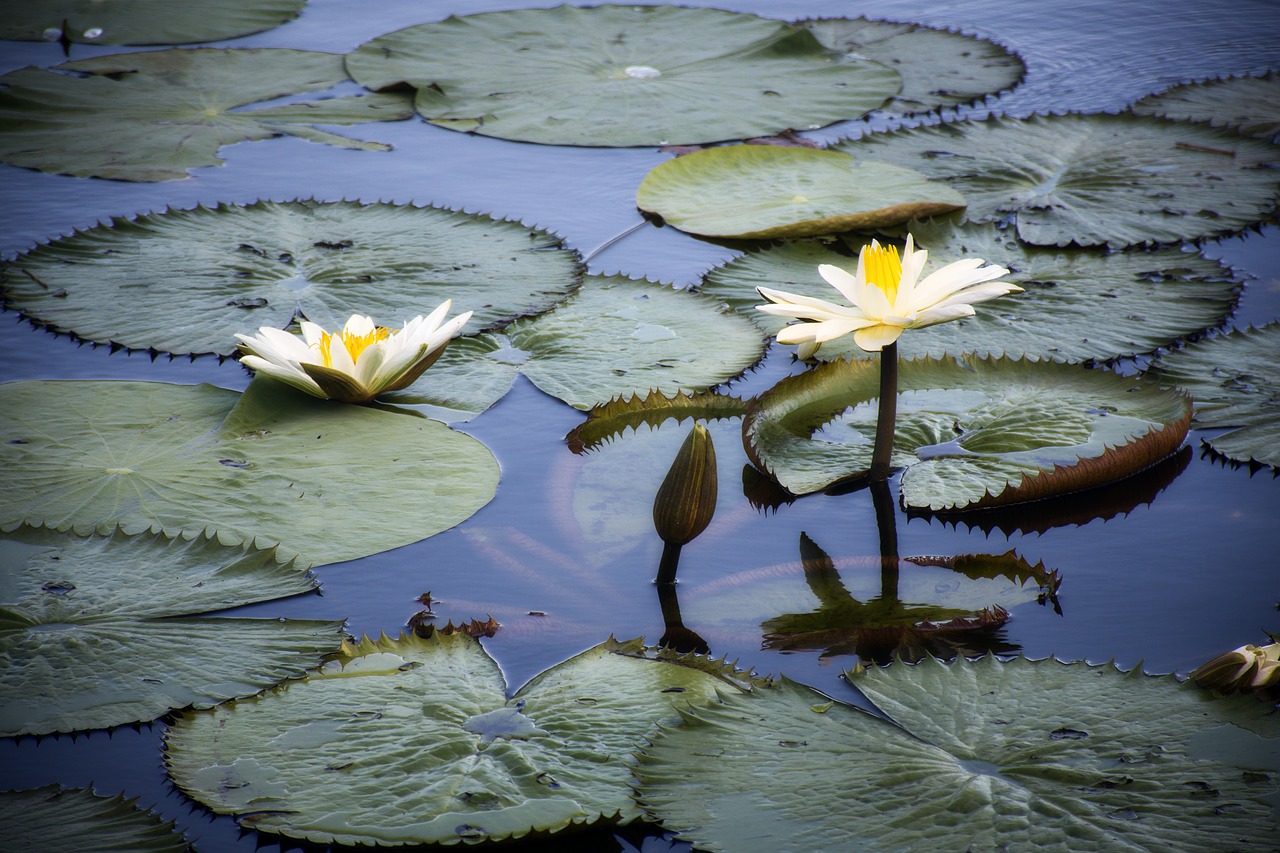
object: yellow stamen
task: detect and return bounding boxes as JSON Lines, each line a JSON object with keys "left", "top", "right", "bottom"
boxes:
{"left": 862, "top": 243, "right": 903, "bottom": 304}
{"left": 319, "top": 327, "right": 391, "bottom": 366}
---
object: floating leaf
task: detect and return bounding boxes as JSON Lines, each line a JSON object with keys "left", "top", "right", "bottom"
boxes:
{"left": 699, "top": 222, "right": 1240, "bottom": 362}
{"left": 345, "top": 5, "right": 901, "bottom": 147}
{"left": 566, "top": 390, "right": 750, "bottom": 454}
{"left": 1133, "top": 72, "right": 1280, "bottom": 140}
{"left": 0, "top": 379, "right": 499, "bottom": 567}
{"left": 0, "top": 525, "right": 342, "bottom": 737}
{"left": 0, "top": 49, "right": 414, "bottom": 181}
{"left": 636, "top": 657, "right": 1280, "bottom": 852}
{"left": 635, "top": 146, "right": 965, "bottom": 239}
{"left": 800, "top": 17, "right": 1025, "bottom": 114}
{"left": 166, "top": 633, "right": 759, "bottom": 847}
{"left": 832, "top": 113, "right": 1280, "bottom": 247}
{"left": 1, "top": 200, "right": 582, "bottom": 357}
{"left": 1149, "top": 324, "right": 1280, "bottom": 468}
{"left": 0, "top": 786, "right": 189, "bottom": 853}
{"left": 744, "top": 355, "right": 1191, "bottom": 509}
{"left": 0, "top": 0, "right": 304, "bottom": 45}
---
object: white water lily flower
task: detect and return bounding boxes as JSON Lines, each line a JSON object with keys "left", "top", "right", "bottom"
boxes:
{"left": 756, "top": 234, "right": 1021, "bottom": 355}
{"left": 235, "top": 302, "right": 472, "bottom": 403}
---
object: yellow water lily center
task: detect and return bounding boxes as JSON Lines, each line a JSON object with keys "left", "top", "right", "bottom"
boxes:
{"left": 756, "top": 234, "right": 1021, "bottom": 356}
{"left": 235, "top": 303, "right": 472, "bottom": 403}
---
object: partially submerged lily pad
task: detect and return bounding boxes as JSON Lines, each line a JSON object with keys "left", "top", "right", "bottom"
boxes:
{"left": 833, "top": 113, "right": 1280, "bottom": 247}
{"left": 1149, "top": 324, "right": 1280, "bottom": 469}
{"left": 635, "top": 656, "right": 1280, "bottom": 851}
{"left": 1, "top": 200, "right": 583, "bottom": 357}
{"left": 699, "top": 222, "right": 1240, "bottom": 362}
{"left": 345, "top": 5, "right": 901, "bottom": 147}
{"left": 566, "top": 390, "right": 750, "bottom": 454}
{"left": 635, "top": 145, "right": 965, "bottom": 239}
{"left": 0, "top": 524, "right": 342, "bottom": 737}
{"left": 0, "top": 0, "right": 304, "bottom": 45}
{"left": 1133, "top": 72, "right": 1280, "bottom": 140}
{"left": 800, "top": 17, "right": 1025, "bottom": 115}
{"left": 0, "top": 786, "right": 190, "bottom": 853}
{"left": 0, "top": 379, "right": 499, "bottom": 567}
{"left": 744, "top": 355, "right": 1191, "bottom": 509}
{"left": 0, "top": 49, "right": 414, "bottom": 181}
{"left": 166, "top": 633, "right": 761, "bottom": 846}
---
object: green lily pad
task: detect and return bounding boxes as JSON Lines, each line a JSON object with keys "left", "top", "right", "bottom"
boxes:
{"left": 0, "top": 200, "right": 582, "bottom": 358}
{"left": 345, "top": 5, "right": 901, "bottom": 147}
{"left": 0, "top": 379, "right": 499, "bottom": 567}
{"left": 0, "top": 49, "right": 414, "bottom": 181}
{"left": 166, "top": 633, "right": 761, "bottom": 847}
{"left": 0, "top": 0, "right": 304, "bottom": 45}
{"left": 635, "top": 145, "right": 965, "bottom": 239}
{"left": 0, "top": 787, "right": 189, "bottom": 853}
{"left": 832, "top": 113, "right": 1280, "bottom": 247}
{"left": 1133, "top": 72, "right": 1280, "bottom": 140}
{"left": 566, "top": 390, "right": 750, "bottom": 454}
{"left": 379, "top": 334, "right": 523, "bottom": 423}
{"left": 744, "top": 355, "right": 1191, "bottom": 509}
{"left": 635, "top": 656, "right": 1280, "bottom": 852}
{"left": 1149, "top": 324, "right": 1280, "bottom": 469}
{"left": 0, "top": 525, "right": 342, "bottom": 737}
{"left": 699, "top": 222, "right": 1240, "bottom": 362}
{"left": 800, "top": 18, "right": 1025, "bottom": 115}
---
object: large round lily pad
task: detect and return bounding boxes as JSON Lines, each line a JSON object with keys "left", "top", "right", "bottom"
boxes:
{"left": 635, "top": 656, "right": 1280, "bottom": 851}
{"left": 1132, "top": 72, "right": 1280, "bottom": 140}
{"left": 166, "top": 633, "right": 761, "bottom": 847}
{"left": 635, "top": 145, "right": 965, "bottom": 239}
{"left": 1149, "top": 324, "right": 1280, "bottom": 469}
{"left": 0, "top": 0, "right": 304, "bottom": 45}
{"left": 832, "top": 113, "right": 1280, "bottom": 247}
{"left": 0, "top": 525, "right": 343, "bottom": 737}
{"left": 0, "top": 49, "right": 414, "bottom": 181}
{"left": 744, "top": 355, "right": 1191, "bottom": 509}
{"left": 1, "top": 200, "right": 582, "bottom": 357}
{"left": 799, "top": 18, "right": 1025, "bottom": 115}
{"left": 345, "top": 5, "right": 901, "bottom": 147}
{"left": 0, "top": 379, "right": 500, "bottom": 567}
{"left": 700, "top": 222, "right": 1240, "bottom": 362}
{"left": 0, "top": 786, "right": 189, "bottom": 853}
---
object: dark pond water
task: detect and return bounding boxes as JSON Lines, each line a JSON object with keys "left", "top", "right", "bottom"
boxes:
{"left": 2, "top": 0, "right": 1278, "bottom": 850}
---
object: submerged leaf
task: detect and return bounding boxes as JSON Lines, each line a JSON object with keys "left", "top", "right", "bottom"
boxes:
{"left": 0, "top": 525, "right": 342, "bottom": 736}
{"left": 0, "top": 200, "right": 582, "bottom": 357}
{"left": 833, "top": 113, "right": 1280, "bottom": 247}
{"left": 636, "top": 657, "right": 1280, "bottom": 851}
{"left": 166, "top": 634, "right": 757, "bottom": 846}
{"left": 636, "top": 145, "right": 965, "bottom": 239}
{"left": 0, "top": 379, "right": 499, "bottom": 567}
{"left": 744, "top": 355, "right": 1191, "bottom": 508}
{"left": 346, "top": 5, "right": 901, "bottom": 147}
{"left": 0, "top": 786, "right": 190, "bottom": 853}
{"left": 0, "top": 49, "right": 413, "bottom": 181}
{"left": 1149, "top": 324, "right": 1280, "bottom": 468}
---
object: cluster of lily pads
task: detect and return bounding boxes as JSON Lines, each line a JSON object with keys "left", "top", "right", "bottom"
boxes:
{"left": 2, "top": 1, "right": 1279, "bottom": 850}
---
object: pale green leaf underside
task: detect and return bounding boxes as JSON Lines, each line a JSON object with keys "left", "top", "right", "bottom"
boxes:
{"left": 745, "top": 356, "right": 1190, "bottom": 508}
{"left": 636, "top": 145, "right": 965, "bottom": 239}
{"left": 0, "top": 49, "right": 413, "bottom": 181}
{"left": 0, "top": 787, "right": 189, "bottom": 853}
{"left": 1, "top": 200, "right": 581, "bottom": 357}
{"left": 345, "top": 5, "right": 901, "bottom": 147}
{"left": 166, "top": 633, "right": 751, "bottom": 847}
{"left": 1132, "top": 72, "right": 1280, "bottom": 140}
{"left": 833, "top": 113, "right": 1280, "bottom": 247}
{"left": 0, "top": 379, "right": 499, "bottom": 567}
{"left": 1149, "top": 324, "right": 1280, "bottom": 468}
{"left": 700, "top": 221, "right": 1239, "bottom": 363}
{"left": 800, "top": 18, "right": 1025, "bottom": 114}
{"left": 636, "top": 657, "right": 1280, "bottom": 852}
{"left": 0, "top": 0, "right": 303, "bottom": 45}
{"left": 0, "top": 525, "right": 342, "bottom": 737}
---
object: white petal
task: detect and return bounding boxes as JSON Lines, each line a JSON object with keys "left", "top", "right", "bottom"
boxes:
{"left": 326, "top": 333, "right": 358, "bottom": 376}
{"left": 858, "top": 282, "right": 894, "bottom": 320}
{"left": 911, "top": 303, "right": 976, "bottom": 328}
{"left": 343, "top": 314, "right": 377, "bottom": 337}
{"left": 928, "top": 282, "right": 1023, "bottom": 314}
{"left": 240, "top": 355, "right": 325, "bottom": 397}
{"left": 853, "top": 324, "right": 905, "bottom": 352}
{"left": 299, "top": 321, "right": 328, "bottom": 347}
{"left": 912, "top": 261, "right": 1010, "bottom": 308}
{"left": 817, "top": 263, "right": 864, "bottom": 304}
{"left": 895, "top": 234, "right": 928, "bottom": 307}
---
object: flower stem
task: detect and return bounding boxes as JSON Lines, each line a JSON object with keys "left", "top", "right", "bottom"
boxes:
{"left": 870, "top": 341, "right": 898, "bottom": 482}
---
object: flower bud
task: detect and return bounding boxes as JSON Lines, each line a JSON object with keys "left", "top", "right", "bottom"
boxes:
{"left": 653, "top": 424, "right": 718, "bottom": 546}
